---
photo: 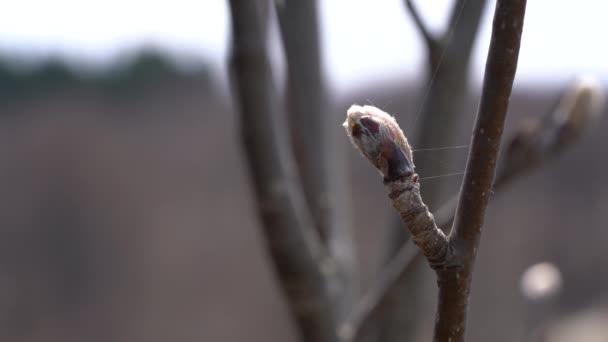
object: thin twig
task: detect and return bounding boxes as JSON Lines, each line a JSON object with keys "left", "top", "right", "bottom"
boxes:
{"left": 342, "top": 2, "right": 526, "bottom": 341}
{"left": 434, "top": 1, "right": 527, "bottom": 341}
{"left": 341, "top": 105, "right": 457, "bottom": 342}
{"left": 338, "top": 242, "right": 420, "bottom": 341}
{"left": 343, "top": 105, "right": 455, "bottom": 265}
{"left": 433, "top": 75, "right": 605, "bottom": 230}
{"left": 228, "top": 2, "right": 338, "bottom": 341}
{"left": 276, "top": 0, "right": 329, "bottom": 242}
{"left": 497, "top": 76, "right": 605, "bottom": 187}
{"left": 444, "top": 0, "right": 487, "bottom": 64}
{"left": 403, "top": 0, "right": 438, "bottom": 54}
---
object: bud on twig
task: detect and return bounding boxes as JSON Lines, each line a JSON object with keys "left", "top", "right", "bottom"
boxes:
{"left": 342, "top": 104, "right": 453, "bottom": 269}
{"left": 499, "top": 75, "right": 605, "bottom": 187}
{"left": 343, "top": 105, "right": 415, "bottom": 182}
{"left": 553, "top": 75, "right": 605, "bottom": 132}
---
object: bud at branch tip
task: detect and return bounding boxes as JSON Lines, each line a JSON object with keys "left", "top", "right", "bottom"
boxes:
{"left": 343, "top": 105, "right": 415, "bottom": 182}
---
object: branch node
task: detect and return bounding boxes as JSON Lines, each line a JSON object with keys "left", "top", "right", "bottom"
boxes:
{"left": 403, "top": 0, "right": 439, "bottom": 53}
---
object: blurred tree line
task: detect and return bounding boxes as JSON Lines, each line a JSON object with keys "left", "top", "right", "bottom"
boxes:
{"left": 0, "top": 49, "right": 215, "bottom": 104}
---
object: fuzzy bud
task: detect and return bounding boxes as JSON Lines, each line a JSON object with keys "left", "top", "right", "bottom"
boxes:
{"left": 343, "top": 105, "right": 414, "bottom": 181}
{"left": 553, "top": 75, "right": 605, "bottom": 131}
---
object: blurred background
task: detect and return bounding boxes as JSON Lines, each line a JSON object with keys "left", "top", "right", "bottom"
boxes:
{"left": 1, "top": 0, "right": 607, "bottom": 341}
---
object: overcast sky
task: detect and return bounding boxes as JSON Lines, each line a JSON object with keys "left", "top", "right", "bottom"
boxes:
{"left": 0, "top": 0, "right": 606, "bottom": 92}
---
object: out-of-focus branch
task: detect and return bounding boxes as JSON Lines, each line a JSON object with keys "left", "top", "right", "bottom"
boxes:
{"left": 276, "top": 0, "right": 357, "bottom": 320}
{"left": 435, "top": 1, "right": 527, "bottom": 341}
{"left": 339, "top": 242, "right": 421, "bottom": 341}
{"left": 443, "top": 0, "right": 487, "bottom": 68}
{"left": 256, "top": 0, "right": 272, "bottom": 34}
{"left": 407, "top": 0, "right": 487, "bottom": 202}
{"left": 435, "top": 75, "right": 606, "bottom": 231}
{"left": 227, "top": 2, "right": 338, "bottom": 342}
{"left": 498, "top": 76, "right": 605, "bottom": 187}
{"left": 403, "top": 0, "right": 439, "bottom": 56}
{"left": 276, "top": 0, "right": 328, "bottom": 242}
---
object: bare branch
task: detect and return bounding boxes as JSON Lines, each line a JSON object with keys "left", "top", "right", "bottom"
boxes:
{"left": 434, "top": 1, "right": 527, "bottom": 341}
{"left": 338, "top": 242, "right": 420, "bottom": 341}
{"left": 435, "top": 75, "right": 605, "bottom": 229}
{"left": 403, "top": 0, "right": 439, "bottom": 54}
{"left": 380, "top": 3, "right": 488, "bottom": 341}
{"left": 228, "top": 2, "right": 338, "bottom": 341}
{"left": 342, "top": 1, "right": 526, "bottom": 340}
{"left": 498, "top": 75, "right": 605, "bottom": 187}
{"left": 276, "top": 0, "right": 328, "bottom": 241}
{"left": 340, "top": 74, "right": 605, "bottom": 341}
{"left": 276, "top": 0, "right": 358, "bottom": 320}
{"left": 443, "top": 0, "right": 487, "bottom": 65}
{"left": 340, "top": 73, "right": 604, "bottom": 341}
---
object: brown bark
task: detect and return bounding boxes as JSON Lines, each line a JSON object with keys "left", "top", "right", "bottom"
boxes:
{"left": 340, "top": 73, "right": 605, "bottom": 341}
{"left": 434, "top": 1, "right": 527, "bottom": 340}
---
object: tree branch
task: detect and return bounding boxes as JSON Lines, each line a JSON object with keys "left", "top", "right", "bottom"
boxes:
{"left": 277, "top": 0, "right": 329, "bottom": 242}
{"left": 338, "top": 242, "right": 421, "bottom": 341}
{"left": 228, "top": 2, "right": 338, "bottom": 341}
{"left": 403, "top": 0, "right": 439, "bottom": 55}
{"left": 435, "top": 1, "right": 527, "bottom": 341}
{"left": 434, "top": 75, "right": 606, "bottom": 230}
{"left": 443, "top": 0, "right": 487, "bottom": 66}
{"left": 497, "top": 75, "right": 605, "bottom": 187}
{"left": 343, "top": 105, "right": 458, "bottom": 266}
{"left": 380, "top": 2, "right": 489, "bottom": 341}
{"left": 342, "top": 2, "right": 526, "bottom": 341}
{"left": 276, "top": 0, "right": 357, "bottom": 320}
{"left": 338, "top": 74, "right": 605, "bottom": 341}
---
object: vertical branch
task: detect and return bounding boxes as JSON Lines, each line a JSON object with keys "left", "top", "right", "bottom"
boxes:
{"left": 342, "top": 2, "right": 526, "bottom": 340}
{"left": 277, "top": 1, "right": 326, "bottom": 241}
{"left": 227, "top": 2, "right": 338, "bottom": 342}
{"left": 380, "top": 2, "right": 487, "bottom": 340}
{"left": 435, "top": 1, "right": 527, "bottom": 341}
{"left": 276, "top": 0, "right": 357, "bottom": 320}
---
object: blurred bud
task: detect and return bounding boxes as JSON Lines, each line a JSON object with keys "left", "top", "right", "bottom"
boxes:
{"left": 501, "top": 75, "right": 605, "bottom": 184}
{"left": 520, "top": 262, "right": 562, "bottom": 301}
{"left": 343, "top": 105, "right": 414, "bottom": 181}
{"left": 553, "top": 75, "right": 605, "bottom": 132}
{"left": 506, "top": 117, "right": 541, "bottom": 159}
